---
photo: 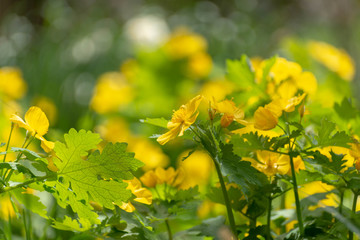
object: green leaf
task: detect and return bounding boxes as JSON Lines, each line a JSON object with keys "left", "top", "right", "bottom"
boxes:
{"left": 304, "top": 150, "right": 347, "bottom": 175}
{"left": 231, "top": 132, "right": 283, "bottom": 155}
{"left": 207, "top": 186, "right": 246, "bottom": 212}
{"left": 0, "top": 160, "right": 53, "bottom": 178}
{"left": 51, "top": 216, "right": 91, "bottom": 232}
{"left": 140, "top": 118, "right": 168, "bottom": 128}
{"left": 226, "top": 55, "right": 255, "bottom": 89}
{"left": 17, "top": 159, "right": 50, "bottom": 177}
{"left": 11, "top": 188, "right": 47, "bottom": 218}
{"left": 219, "top": 143, "right": 268, "bottom": 196}
{"left": 176, "top": 216, "right": 226, "bottom": 238}
{"left": 258, "top": 55, "right": 277, "bottom": 89}
{"left": 334, "top": 98, "right": 358, "bottom": 120}
{"left": 315, "top": 119, "right": 352, "bottom": 148}
{"left": 296, "top": 170, "right": 323, "bottom": 185}
{"left": 11, "top": 147, "right": 41, "bottom": 160}
{"left": 53, "top": 129, "right": 142, "bottom": 211}
{"left": 173, "top": 186, "right": 199, "bottom": 201}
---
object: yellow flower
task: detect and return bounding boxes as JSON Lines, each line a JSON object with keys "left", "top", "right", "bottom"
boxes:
{"left": 10, "top": 106, "right": 49, "bottom": 136}
{"left": 245, "top": 151, "right": 290, "bottom": 176}
{"left": 187, "top": 52, "right": 213, "bottom": 79}
{"left": 90, "top": 72, "right": 134, "bottom": 114}
{"left": 0, "top": 194, "right": 16, "bottom": 220}
{"left": 129, "top": 138, "right": 169, "bottom": 171}
{"left": 33, "top": 96, "right": 58, "bottom": 125}
{"left": 255, "top": 57, "right": 301, "bottom": 85}
{"left": 120, "top": 178, "right": 152, "bottom": 213}
{"left": 164, "top": 28, "right": 207, "bottom": 59}
{"left": 96, "top": 117, "right": 131, "bottom": 143}
{"left": 282, "top": 93, "right": 307, "bottom": 112}
{"left": 10, "top": 106, "right": 54, "bottom": 153}
{"left": 0, "top": 67, "right": 27, "bottom": 100}
{"left": 254, "top": 107, "right": 278, "bottom": 131}
{"left": 212, "top": 98, "right": 245, "bottom": 128}
{"left": 157, "top": 95, "right": 203, "bottom": 145}
{"left": 308, "top": 40, "right": 355, "bottom": 81}
{"left": 140, "top": 167, "right": 185, "bottom": 188}
{"left": 232, "top": 125, "right": 282, "bottom": 138}
{"left": 177, "top": 150, "right": 214, "bottom": 189}
{"left": 200, "top": 79, "right": 235, "bottom": 102}
{"left": 254, "top": 94, "right": 306, "bottom": 131}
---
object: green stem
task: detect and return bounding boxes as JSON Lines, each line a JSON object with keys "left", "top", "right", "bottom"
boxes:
{"left": 249, "top": 217, "right": 256, "bottom": 229}
{"left": 289, "top": 154, "right": 304, "bottom": 236}
{"left": 284, "top": 114, "right": 304, "bottom": 236}
{"left": 280, "top": 194, "right": 286, "bottom": 234}
{"left": 165, "top": 219, "right": 173, "bottom": 240}
{"left": 0, "top": 123, "right": 14, "bottom": 178}
{"left": 0, "top": 176, "right": 47, "bottom": 194}
{"left": 213, "top": 158, "right": 237, "bottom": 237}
{"left": 349, "top": 192, "right": 358, "bottom": 240}
{"left": 4, "top": 135, "right": 35, "bottom": 183}
{"left": 267, "top": 197, "right": 272, "bottom": 239}
{"left": 339, "top": 190, "right": 344, "bottom": 215}
{"left": 23, "top": 209, "right": 31, "bottom": 240}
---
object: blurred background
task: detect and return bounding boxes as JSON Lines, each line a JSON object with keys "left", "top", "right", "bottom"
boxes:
{"left": 0, "top": 0, "right": 359, "bottom": 131}
{"left": 0, "top": 1, "right": 360, "bottom": 238}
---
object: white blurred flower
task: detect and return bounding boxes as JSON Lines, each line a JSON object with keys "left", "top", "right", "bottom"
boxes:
{"left": 125, "top": 15, "right": 169, "bottom": 48}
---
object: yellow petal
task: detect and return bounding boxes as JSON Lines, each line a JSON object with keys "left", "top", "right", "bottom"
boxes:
{"left": 185, "top": 95, "right": 203, "bottom": 116}
{"left": 120, "top": 202, "right": 135, "bottom": 212}
{"left": 24, "top": 106, "right": 49, "bottom": 136}
{"left": 157, "top": 124, "right": 182, "bottom": 145}
{"left": 39, "top": 137, "right": 55, "bottom": 153}
{"left": 295, "top": 71, "right": 317, "bottom": 95}
{"left": 140, "top": 170, "right": 157, "bottom": 188}
{"left": 10, "top": 114, "right": 30, "bottom": 131}
{"left": 254, "top": 107, "right": 278, "bottom": 130}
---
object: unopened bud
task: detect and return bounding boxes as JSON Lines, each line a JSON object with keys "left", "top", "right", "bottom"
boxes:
{"left": 299, "top": 103, "right": 305, "bottom": 118}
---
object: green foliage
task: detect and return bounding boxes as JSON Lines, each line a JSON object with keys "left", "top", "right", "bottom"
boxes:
{"left": 140, "top": 118, "right": 169, "bottom": 128}
{"left": 219, "top": 143, "right": 268, "bottom": 196}
{"left": 44, "top": 129, "right": 143, "bottom": 230}
{"left": 314, "top": 119, "right": 352, "bottom": 148}
{"left": 334, "top": 98, "right": 358, "bottom": 120}
{"left": 226, "top": 55, "right": 255, "bottom": 89}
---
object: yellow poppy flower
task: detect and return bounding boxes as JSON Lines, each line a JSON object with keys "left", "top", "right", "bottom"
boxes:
{"left": 90, "top": 72, "right": 134, "bottom": 114}
{"left": 0, "top": 67, "right": 27, "bottom": 100}
{"left": 245, "top": 151, "right": 290, "bottom": 176}
{"left": 199, "top": 79, "right": 235, "bottom": 103}
{"left": 308, "top": 41, "right": 355, "bottom": 81}
{"left": 212, "top": 98, "right": 245, "bottom": 128}
{"left": 177, "top": 150, "right": 214, "bottom": 189}
{"left": 163, "top": 28, "right": 207, "bottom": 59}
{"left": 157, "top": 95, "right": 203, "bottom": 145}
{"left": 10, "top": 106, "right": 49, "bottom": 136}
{"left": 120, "top": 178, "right": 152, "bottom": 213}
{"left": 232, "top": 125, "right": 282, "bottom": 138}
{"left": 140, "top": 167, "right": 185, "bottom": 188}
{"left": 187, "top": 52, "right": 213, "bottom": 78}
{"left": 10, "top": 106, "right": 54, "bottom": 153}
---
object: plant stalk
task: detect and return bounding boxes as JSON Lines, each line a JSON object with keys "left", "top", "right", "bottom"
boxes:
{"left": 213, "top": 157, "right": 237, "bottom": 238}
{"left": 349, "top": 192, "right": 358, "bottom": 240}
{"left": 267, "top": 196, "right": 272, "bottom": 240}
{"left": 0, "top": 123, "right": 14, "bottom": 178}
{"left": 0, "top": 176, "right": 47, "bottom": 194}
{"left": 165, "top": 219, "right": 173, "bottom": 240}
{"left": 289, "top": 154, "right": 304, "bottom": 236}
